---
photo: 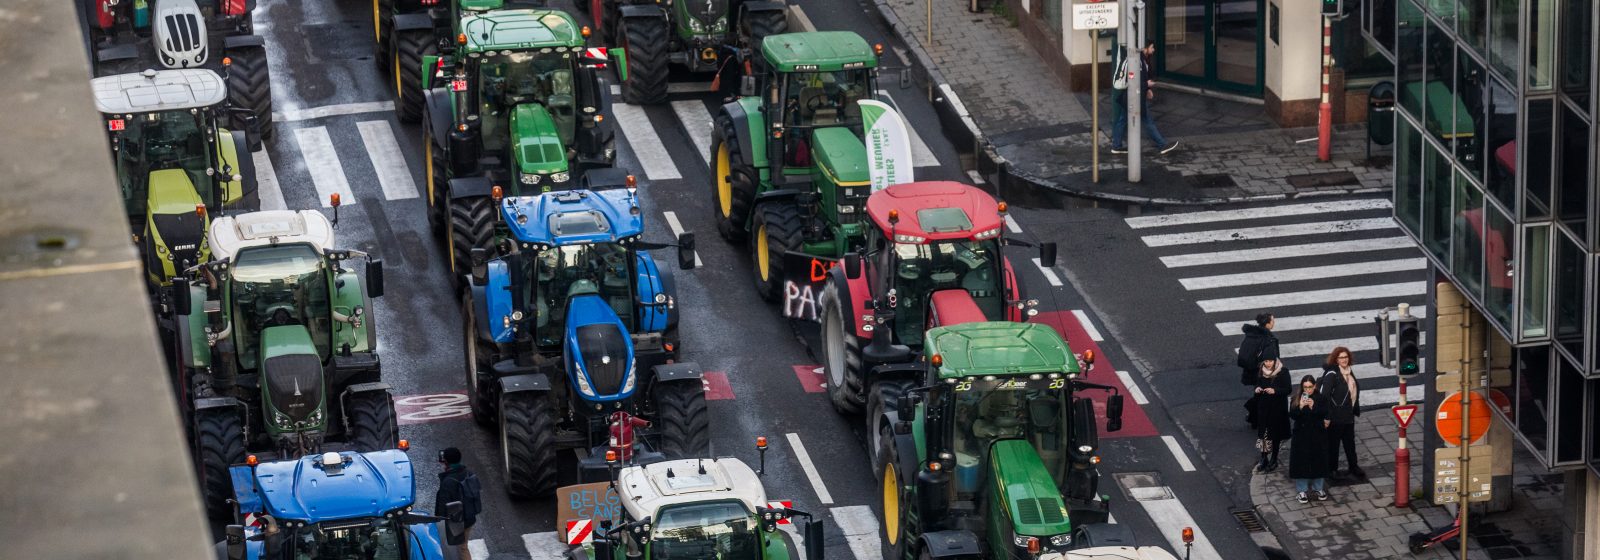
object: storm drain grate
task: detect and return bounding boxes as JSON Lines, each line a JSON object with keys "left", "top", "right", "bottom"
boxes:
{"left": 1186, "top": 173, "right": 1238, "bottom": 190}
{"left": 1285, "top": 171, "right": 1360, "bottom": 188}
{"left": 1232, "top": 509, "right": 1267, "bottom": 533}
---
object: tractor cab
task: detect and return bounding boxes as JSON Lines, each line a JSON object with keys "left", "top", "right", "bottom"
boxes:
{"left": 757, "top": 32, "right": 878, "bottom": 195}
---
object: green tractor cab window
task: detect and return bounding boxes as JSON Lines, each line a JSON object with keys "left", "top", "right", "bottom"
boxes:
{"left": 651, "top": 501, "right": 760, "bottom": 560}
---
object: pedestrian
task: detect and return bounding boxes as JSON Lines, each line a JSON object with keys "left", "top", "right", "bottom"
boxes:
{"left": 1237, "top": 313, "right": 1279, "bottom": 427}
{"left": 1288, "top": 374, "right": 1332, "bottom": 504}
{"left": 1110, "top": 41, "right": 1179, "bottom": 155}
{"left": 1320, "top": 346, "right": 1366, "bottom": 479}
{"left": 1252, "top": 356, "right": 1292, "bottom": 473}
{"left": 436, "top": 447, "right": 483, "bottom": 560}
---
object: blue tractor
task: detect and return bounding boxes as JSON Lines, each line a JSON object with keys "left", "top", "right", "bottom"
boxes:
{"left": 462, "top": 186, "right": 705, "bottom": 499}
{"left": 218, "top": 448, "right": 455, "bottom": 560}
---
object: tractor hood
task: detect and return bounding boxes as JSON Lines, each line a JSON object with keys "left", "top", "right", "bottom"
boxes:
{"left": 145, "top": 169, "right": 209, "bottom": 279}
{"left": 811, "top": 127, "right": 870, "bottom": 187}
{"left": 565, "top": 294, "right": 636, "bottom": 401}
{"left": 248, "top": 450, "right": 417, "bottom": 524}
{"left": 990, "top": 439, "right": 1073, "bottom": 537}
{"left": 261, "top": 326, "right": 325, "bottom": 424}
{"left": 500, "top": 189, "right": 644, "bottom": 245}
{"left": 511, "top": 103, "right": 570, "bottom": 176}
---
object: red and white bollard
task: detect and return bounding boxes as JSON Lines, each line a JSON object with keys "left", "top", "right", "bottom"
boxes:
{"left": 1318, "top": 15, "right": 1334, "bottom": 163}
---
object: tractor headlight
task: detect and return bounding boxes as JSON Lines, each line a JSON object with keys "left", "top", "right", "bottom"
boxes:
{"left": 551, "top": 172, "right": 570, "bottom": 184}
{"left": 654, "top": 293, "right": 667, "bottom": 304}
{"left": 838, "top": 205, "right": 856, "bottom": 214}
{"left": 573, "top": 362, "right": 596, "bottom": 396}
{"left": 620, "top": 361, "right": 637, "bottom": 393}
{"left": 272, "top": 410, "right": 293, "bottom": 428}
{"left": 1011, "top": 534, "right": 1038, "bottom": 549}
{"left": 1049, "top": 534, "right": 1072, "bottom": 547}
{"left": 520, "top": 173, "right": 542, "bottom": 185}
{"left": 685, "top": 17, "right": 704, "bottom": 33}
{"left": 300, "top": 407, "right": 324, "bottom": 428}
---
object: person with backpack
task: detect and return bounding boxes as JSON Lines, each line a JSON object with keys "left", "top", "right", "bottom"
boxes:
{"left": 436, "top": 447, "right": 483, "bottom": 560}
{"left": 1238, "top": 313, "right": 1279, "bottom": 427}
{"left": 1109, "top": 41, "right": 1179, "bottom": 155}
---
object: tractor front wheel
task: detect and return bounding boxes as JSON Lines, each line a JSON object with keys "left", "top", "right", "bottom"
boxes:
{"left": 195, "top": 407, "right": 247, "bottom": 520}
{"left": 750, "top": 203, "right": 803, "bottom": 302}
{"left": 620, "top": 17, "right": 669, "bottom": 105}
{"left": 876, "top": 437, "right": 910, "bottom": 560}
{"left": 393, "top": 28, "right": 435, "bottom": 123}
{"left": 820, "top": 281, "right": 866, "bottom": 414}
{"left": 346, "top": 389, "right": 398, "bottom": 452}
{"left": 653, "top": 379, "right": 710, "bottom": 459}
{"left": 462, "top": 291, "right": 496, "bottom": 427}
{"left": 500, "top": 391, "right": 558, "bottom": 499}
{"left": 225, "top": 46, "right": 274, "bottom": 148}
{"left": 866, "top": 380, "right": 916, "bottom": 479}
{"left": 448, "top": 196, "right": 496, "bottom": 291}
{"left": 711, "top": 117, "right": 757, "bottom": 243}
{"left": 425, "top": 132, "right": 449, "bottom": 235}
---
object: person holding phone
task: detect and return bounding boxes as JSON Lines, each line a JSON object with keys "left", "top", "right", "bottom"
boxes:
{"left": 1252, "top": 356, "right": 1291, "bottom": 473}
{"left": 1288, "top": 375, "right": 1333, "bottom": 504}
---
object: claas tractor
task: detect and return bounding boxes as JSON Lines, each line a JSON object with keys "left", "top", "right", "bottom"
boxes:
{"left": 173, "top": 207, "right": 397, "bottom": 518}
{"left": 83, "top": 0, "right": 275, "bottom": 145}
{"left": 874, "top": 322, "right": 1125, "bottom": 560}
{"left": 219, "top": 447, "right": 456, "bottom": 560}
{"left": 462, "top": 187, "right": 704, "bottom": 498}
{"left": 419, "top": 8, "right": 616, "bottom": 279}
{"left": 597, "top": 0, "right": 787, "bottom": 104}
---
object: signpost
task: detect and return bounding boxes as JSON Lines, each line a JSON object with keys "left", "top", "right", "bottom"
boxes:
{"left": 1072, "top": 2, "right": 1119, "bottom": 184}
{"left": 1434, "top": 445, "right": 1493, "bottom": 504}
{"left": 1375, "top": 303, "right": 1419, "bottom": 507}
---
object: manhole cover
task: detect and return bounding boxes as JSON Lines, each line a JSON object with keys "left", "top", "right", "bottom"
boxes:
{"left": 1232, "top": 509, "right": 1267, "bottom": 533}
{"left": 1186, "top": 173, "right": 1237, "bottom": 190}
{"left": 1285, "top": 171, "right": 1360, "bottom": 188}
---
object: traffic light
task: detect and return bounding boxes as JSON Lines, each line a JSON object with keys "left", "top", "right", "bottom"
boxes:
{"left": 1322, "top": 0, "right": 1343, "bottom": 15}
{"left": 1396, "top": 318, "right": 1421, "bottom": 376}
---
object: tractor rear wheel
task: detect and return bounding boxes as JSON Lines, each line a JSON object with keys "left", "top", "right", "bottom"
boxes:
{"left": 225, "top": 46, "right": 274, "bottom": 147}
{"left": 741, "top": 9, "right": 789, "bottom": 70}
{"left": 711, "top": 117, "right": 757, "bottom": 243}
{"left": 393, "top": 28, "right": 435, "bottom": 123}
{"left": 621, "top": 17, "right": 669, "bottom": 105}
{"left": 195, "top": 407, "right": 246, "bottom": 520}
{"left": 346, "top": 389, "right": 398, "bottom": 452}
{"left": 820, "top": 281, "right": 866, "bottom": 414}
{"left": 867, "top": 379, "right": 916, "bottom": 479}
{"left": 876, "top": 438, "right": 910, "bottom": 560}
{"left": 448, "top": 196, "right": 496, "bottom": 291}
{"left": 500, "top": 391, "right": 558, "bottom": 499}
{"left": 374, "top": 0, "right": 393, "bottom": 69}
{"left": 750, "top": 203, "right": 803, "bottom": 302}
{"left": 599, "top": 0, "right": 621, "bottom": 44}
{"left": 653, "top": 379, "right": 710, "bottom": 459}
{"left": 462, "top": 291, "right": 496, "bottom": 428}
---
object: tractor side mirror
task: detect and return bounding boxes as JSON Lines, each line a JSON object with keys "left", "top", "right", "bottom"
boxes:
{"left": 224, "top": 524, "right": 246, "bottom": 560}
{"left": 740, "top": 75, "right": 757, "bottom": 97}
{"left": 1106, "top": 394, "right": 1124, "bottom": 433}
{"left": 804, "top": 517, "right": 824, "bottom": 560}
{"left": 1039, "top": 242, "right": 1058, "bottom": 269}
{"left": 676, "top": 233, "right": 697, "bottom": 270}
{"left": 899, "top": 68, "right": 913, "bottom": 90}
{"left": 365, "top": 259, "right": 385, "bottom": 299}
{"left": 174, "top": 277, "right": 192, "bottom": 315}
{"left": 843, "top": 253, "right": 862, "bottom": 279}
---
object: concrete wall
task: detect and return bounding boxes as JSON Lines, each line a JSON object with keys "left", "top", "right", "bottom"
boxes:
{"left": 1265, "top": 0, "right": 1325, "bottom": 126}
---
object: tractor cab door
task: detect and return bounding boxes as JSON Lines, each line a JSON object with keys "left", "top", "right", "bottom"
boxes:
{"left": 573, "top": 63, "right": 607, "bottom": 161}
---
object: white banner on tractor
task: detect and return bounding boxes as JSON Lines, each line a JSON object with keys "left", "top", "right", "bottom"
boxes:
{"left": 859, "top": 100, "right": 914, "bottom": 192}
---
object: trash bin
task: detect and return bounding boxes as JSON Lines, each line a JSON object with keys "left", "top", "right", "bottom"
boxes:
{"left": 1368, "top": 81, "right": 1396, "bottom": 146}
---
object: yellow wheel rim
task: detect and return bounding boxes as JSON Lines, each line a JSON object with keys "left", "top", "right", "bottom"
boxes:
{"left": 425, "top": 132, "right": 435, "bottom": 206}
{"left": 393, "top": 50, "right": 403, "bottom": 101}
{"left": 446, "top": 220, "right": 457, "bottom": 274}
{"left": 883, "top": 464, "right": 899, "bottom": 545}
{"left": 716, "top": 143, "right": 733, "bottom": 217}
{"left": 372, "top": 0, "right": 380, "bottom": 43}
{"left": 755, "top": 223, "right": 770, "bottom": 281}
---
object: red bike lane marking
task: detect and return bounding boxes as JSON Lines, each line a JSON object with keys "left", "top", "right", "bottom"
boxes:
{"left": 792, "top": 365, "right": 827, "bottom": 393}
{"left": 1032, "top": 311, "right": 1159, "bottom": 439}
{"left": 702, "top": 371, "right": 735, "bottom": 400}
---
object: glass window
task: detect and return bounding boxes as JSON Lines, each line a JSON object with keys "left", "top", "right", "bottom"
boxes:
{"left": 1514, "top": 347, "right": 1551, "bottom": 454}
{"left": 1556, "top": 355, "right": 1585, "bottom": 463}
{"left": 1484, "top": 204, "right": 1514, "bottom": 327}
{"left": 1423, "top": 18, "right": 1456, "bottom": 145}
{"left": 1525, "top": 99, "right": 1555, "bottom": 219}
{"left": 1398, "top": 1, "right": 1426, "bottom": 116}
{"left": 1522, "top": 225, "right": 1551, "bottom": 338}
{"left": 1455, "top": 0, "right": 1485, "bottom": 54}
{"left": 1372, "top": 0, "right": 1398, "bottom": 54}
{"left": 1528, "top": 0, "right": 1555, "bottom": 90}
{"left": 1554, "top": 230, "right": 1586, "bottom": 359}
{"left": 1557, "top": 104, "right": 1592, "bottom": 236}
{"left": 1560, "top": 0, "right": 1593, "bottom": 108}
{"left": 1486, "top": 0, "right": 1518, "bottom": 81}
{"left": 1396, "top": 118, "right": 1426, "bottom": 234}
{"left": 1423, "top": 143, "right": 1454, "bottom": 261}
{"left": 1451, "top": 172, "right": 1486, "bottom": 298}
{"left": 1484, "top": 77, "right": 1518, "bottom": 210}
{"left": 1455, "top": 47, "right": 1486, "bottom": 179}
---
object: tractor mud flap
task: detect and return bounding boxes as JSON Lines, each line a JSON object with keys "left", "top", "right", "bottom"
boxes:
{"left": 1072, "top": 522, "right": 1134, "bottom": 547}
{"left": 580, "top": 167, "right": 633, "bottom": 191}
{"left": 498, "top": 372, "right": 552, "bottom": 394}
{"left": 195, "top": 396, "right": 241, "bottom": 411}
{"left": 780, "top": 252, "right": 837, "bottom": 321}
{"left": 449, "top": 176, "right": 495, "bottom": 199}
{"left": 333, "top": 352, "right": 381, "bottom": 383}
{"left": 919, "top": 530, "right": 983, "bottom": 558}
{"left": 222, "top": 34, "right": 265, "bottom": 49}
{"left": 96, "top": 43, "right": 140, "bottom": 64}
{"left": 741, "top": 0, "right": 786, "bottom": 13}
{"left": 422, "top": 89, "right": 452, "bottom": 148}
{"left": 651, "top": 362, "right": 702, "bottom": 383}
{"left": 391, "top": 12, "right": 433, "bottom": 31}
{"left": 228, "top": 465, "right": 262, "bottom": 513}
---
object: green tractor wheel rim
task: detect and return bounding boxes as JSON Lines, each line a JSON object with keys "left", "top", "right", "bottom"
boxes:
{"left": 756, "top": 223, "right": 770, "bottom": 281}
{"left": 883, "top": 463, "right": 899, "bottom": 545}
{"left": 716, "top": 143, "right": 733, "bottom": 217}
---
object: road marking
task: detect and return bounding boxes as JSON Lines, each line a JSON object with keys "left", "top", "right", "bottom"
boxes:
{"left": 252, "top": 148, "right": 286, "bottom": 211}
{"left": 1071, "top": 310, "right": 1104, "bottom": 341}
{"left": 832, "top": 505, "right": 882, "bottom": 560}
{"left": 1032, "top": 258, "right": 1062, "bottom": 286}
{"left": 876, "top": 90, "right": 939, "bottom": 168}
{"left": 293, "top": 126, "right": 356, "bottom": 207}
{"left": 785, "top": 433, "right": 834, "bottom": 504}
{"left": 789, "top": 4, "right": 816, "bottom": 32}
{"left": 274, "top": 101, "right": 394, "bottom": 122}
{"left": 612, "top": 103, "right": 682, "bottom": 180}
{"left": 1364, "top": 386, "right": 1404, "bottom": 405}
{"left": 1213, "top": 306, "right": 1430, "bottom": 335}
{"left": 670, "top": 99, "right": 714, "bottom": 166}
{"left": 1004, "top": 214, "right": 1022, "bottom": 234}
{"left": 967, "top": 169, "right": 987, "bottom": 184}
{"left": 661, "top": 211, "right": 703, "bottom": 266}
{"left": 1139, "top": 218, "right": 1398, "bottom": 247}
{"left": 1195, "top": 281, "right": 1427, "bottom": 313}
{"left": 467, "top": 539, "right": 488, "bottom": 559}
{"left": 1178, "top": 258, "right": 1428, "bottom": 290}
{"left": 1115, "top": 370, "right": 1149, "bottom": 404}
{"left": 1160, "top": 435, "right": 1196, "bottom": 471}
{"left": 611, "top": 84, "right": 621, "bottom": 96}
{"left": 1159, "top": 237, "right": 1420, "bottom": 268}
{"left": 793, "top": 365, "right": 826, "bottom": 393}
{"left": 356, "top": 120, "right": 420, "bottom": 201}
{"left": 1125, "top": 486, "right": 1222, "bottom": 560}
{"left": 394, "top": 392, "right": 471, "bottom": 425}
{"left": 1125, "top": 199, "right": 1393, "bottom": 229}
{"left": 702, "top": 371, "right": 734, "bottom": 400}
{"left": 1260, "top": 333, "right": 1426, "bottom": 360}
{"left": 521, "top": 531, "right": 566, "bottom": 559}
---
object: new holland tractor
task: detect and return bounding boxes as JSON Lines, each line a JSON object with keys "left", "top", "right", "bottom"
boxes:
{"left": 462, "top": 187, "right": 705, "bottom": 498}
{"left": 419, "top": 8, "right": 616, "bottom": 277}
{"left": 82, "top": 0, "right": 275, "bottom": 145}
{"left": 173, "top": 206, "right": 397, "bottom": 518}
{"left": 595, "top": 0, "right": 788, "bottom": 104}
{"left": 218, "top": 447, "right": 456, "bottom": 560}
{"left": 874, "top": 321, "right": 1126, "bottom": 560}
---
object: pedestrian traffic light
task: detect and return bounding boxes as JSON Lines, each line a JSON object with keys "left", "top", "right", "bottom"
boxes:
{"left": 1322, "top": 0, "right": 1342, "bottom": 15}
{"left": 1396, "top": 318, "right": 1421, "bottom": 376}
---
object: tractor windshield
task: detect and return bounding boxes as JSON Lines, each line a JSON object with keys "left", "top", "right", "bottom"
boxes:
{"left": 650, "top": 501, "right": 760, "bottom": 560}
{"left": 888, "top": 239, "right": 1003, "bottom": 342}
{"left": 781, "top": 69, "right": 872, "bottom": 128}
{"left": 286, "top": 517, "right": 404, "bottom": 559}
{"left": 947, "top": 379, "right": 1071, "bottom": 491}
{"left": 476, "top": 51, "right": 578, "bottom": 152}
{"left": 231, "top": 244, "right": 333, "bottom": 369}
{"left": 526, "top": 242, "right": 634, "bottom": 346}
{"left": 113, "top": 110, "right": 217, "bottom": 216}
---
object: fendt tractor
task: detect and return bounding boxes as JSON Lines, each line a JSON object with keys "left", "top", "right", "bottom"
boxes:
{"left": 875, "top": 321, "right": 1126, "bottom": 560}
{"left": 173, "top": 206, "right": 398, "bottom": 517}
{"left": 595, "top": 0, "right": 788, "bottom": 104}
{"left": 419, "top": 8, "right": 617, "bottom": 276}
{"left": 462, "top": 187, "right": 705, "bottom": 498}
{"left": 219, "top": 447, "right": 455, "bottom": 560}
{"left": 82, "top": 0, "right": 275, "bottom": 145}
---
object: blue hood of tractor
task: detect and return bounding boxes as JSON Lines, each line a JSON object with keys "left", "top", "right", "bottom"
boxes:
{"left": 500, "top": 189, "right": 643, "bottom": 246}
{"left": 565, "top": 294, "right": 637, "bottom": 402}
{"left": 234, "top": 450, "right": 416, "bottom": 524}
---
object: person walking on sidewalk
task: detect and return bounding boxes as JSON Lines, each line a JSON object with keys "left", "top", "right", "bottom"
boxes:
{"left": 1288, "top": 374, "right": 1332, "bottom": 504}
{"left": 1238, "top": 313, "right": 1279, "bottom": 427}
{"left": 1110, "top": 41, "right": 1179, "bottom": 155}
{"left": 1252, "top": 356, "right": 1292, "bottom": 473}
{"left": 1319, "top": 347, "right": 1366, "bottom": 479}
{"left": 435, "top": 447, "right": 483, "bottom": 560}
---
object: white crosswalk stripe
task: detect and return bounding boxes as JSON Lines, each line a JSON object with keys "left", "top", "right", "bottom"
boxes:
{"left": 1139, "top": 217, "right": 1398, "bottom": 247}
{"left": 356, "top": 120, "right": 420, "bottom": 201}
{"left": 670, "top": 100, "right": 715, "bottom": 167}
{"left": 293, "top": 126, "right": 357, "bottom": 207}
{"left": 252, "top": 148, "right": 286, "bottom": 211}
{"left": 611, "top": 102, "right": 682, "bottom": 180}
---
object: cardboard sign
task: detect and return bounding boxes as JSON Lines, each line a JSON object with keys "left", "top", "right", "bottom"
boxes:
{"left": 556, "top": 482, "right": 623, "bottom": 534}
{"left": 781, "top": 253, "right": 838, "bottom": 321}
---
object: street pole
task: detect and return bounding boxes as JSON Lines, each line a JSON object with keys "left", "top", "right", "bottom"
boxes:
{"left": 1457, "top": 300, "right": 1472, "bottom": 560}
{"left": 1317, "top": 14, "right": 1333, "bottom": 162}
{"left": 1394, "top": 304, "right": 1411, "bottom": 508}
{"left": 1126, "top": 0, "right": 1143, "bottom": 182}
{"left": 1091, "top": 31, "right": 1100, "bottom": 183}
{"left": 927, "top": 0, "right": 934, "bottom": 102}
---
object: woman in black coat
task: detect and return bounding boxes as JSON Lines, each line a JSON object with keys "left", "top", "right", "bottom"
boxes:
{"left": 1288, "top": 374, "right": 1332, "bottom": 504}
{"left": 1319, "top": 346, "right": 1364, "bottom": 478}
{"left": 1252, "top": 357, "right": 1292, "bottom": 473}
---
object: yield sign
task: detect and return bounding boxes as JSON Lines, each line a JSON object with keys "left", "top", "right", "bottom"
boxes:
{"left": 1392, "top": 404, "right": 1419, "bottom": 429}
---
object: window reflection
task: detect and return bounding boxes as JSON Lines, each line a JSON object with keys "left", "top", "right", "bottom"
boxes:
{"left": 1514, "top": 347, "right": 1550, "bottom": 453}
{"left": 1554, "top": 230, "right": 1585, "bottom": 359}
{"left": 1557, "top": 104, "right": 1590, "bottom": 236}
{"left": 1398, "top": 1, "right": 1425, "bottom": 116}
{"left": 1486, "top": 0, "right": 1517, "bottom": 80}
{"left": 1396, "top": 118, "right": 1425, "bottom": 234}
{"left": 1521, "top": 226, "right": 1550, "bottom": 338}
{"left": 1483, "top": 204, "right": 1514, "bottom": 327}
{"left": 1423, "top": 144, "right": 1453, "bottom": 262}
{"left": 1559, "top": 0, "right": 1592, "bottom": 107}
{"left": 1484, "top": 77, "right": 1517, "bottom": 210}
{"left": 1556, "top": 357, "right": 1585, "bottom": 463}
{"left": 1524, "top": 99, "right": 1554, "bottom": 219}
{"left": 1454, "top": 47, "right": 1485, "bottom": 179}
{"left": 1528, "top": 0, "right": 1554, "bottom": 90}
{"left": 1451, "top": 171, "right": 1485, "bottom": 298}
{"left": 1454, "top": 0, "right": 1485, "bottom": 53}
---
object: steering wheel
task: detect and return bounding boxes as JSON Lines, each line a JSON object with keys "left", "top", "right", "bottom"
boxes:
{"left": 805, "top": 94, "right": 829, "bottom": 113}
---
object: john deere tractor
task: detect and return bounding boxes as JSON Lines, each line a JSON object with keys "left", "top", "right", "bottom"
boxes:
{"left": 420, "top": 8, "right": 616, "bottom": 278}
{"left": 596, "top": 0, "right": 787, "bottom": 104}
{"left": 173, "top": 207, "right": 397, "bottom": 518}
{"left": 874, "top": 322, "right": 1125, "bottom": 560}
{"left": 462, "top": 187, "right": 704, "bottom": 498}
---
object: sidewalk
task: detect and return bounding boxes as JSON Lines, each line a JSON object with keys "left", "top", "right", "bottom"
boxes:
{"left": 1248, "top": 411, "right": 1565, "bottom": 559}
{"left": 869, "top": 0, "right": 1390, "bottom": 205}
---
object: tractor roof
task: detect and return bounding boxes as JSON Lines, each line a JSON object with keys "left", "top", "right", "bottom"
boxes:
{"left": 460, "top": 9, "right": 585, "bottom": 53}
{"left": 865, "top": 181, "right": 1004, "bottom": 243}
{"left": 90, "top": 69, "right": 226, "bottom": 114}
{"left": 761, "top": 31, "right": 878, "bottom": 72}
{"left": 616, "top": 458, "right": 767, "bottom": 522}
{"left": 924, "top": 322, "right": 1080, "bottom": 379}
{"left": 209, "top": 210, "right": 335, "bottom": 261}
{"left": 249, "top": 450, "right": 416, "bottom": 524}
{"left": 500, "top": 189, "right": 643, "bottom": 246}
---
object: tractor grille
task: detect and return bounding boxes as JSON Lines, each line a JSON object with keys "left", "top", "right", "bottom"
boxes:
{"left": 576, "top": 324, "right": 629, "bottom": 396}
{"left": 1015, "top": 497, "right": 1066, "bottom": 526}
{"left": 150, "top": 211, "right": 206, "bottom": 273}
{"left": 264, "top": 354, "right": 325, "bottom": 423}
{"left": 164, "top": 13, "right": 202, "bottom": 53}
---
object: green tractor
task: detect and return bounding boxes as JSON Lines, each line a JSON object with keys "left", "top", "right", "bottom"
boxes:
{"left": 874, "top": 321, "right": 1125, "bottom": 559}
{"left": 173, "top": 206, "right": 397, "bottom": 518}
{"left": 595, "top": 0, "right": 788, "bottom": 104}
{"left": 376, "top": 0, "right": 547, "bottom": 121}
{"left": 419, "top": 7, "right": 616, "bottom": 278}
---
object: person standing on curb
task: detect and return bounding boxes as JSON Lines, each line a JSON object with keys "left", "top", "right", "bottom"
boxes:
{"left": 1109, "top": 41, "right": 1179, "bottom": 156}
{"left": 1253, "top": 356, "right": 1292, "bottom": 473}
{"left": 1319, "top": 346, "right": 1365, "bottom": 479}
{"left": 1238, "top": 313, "right": 1279, "bottom": 427}
{"left": 1288, "top": 375, "right": 1332, "bottom": 504}
{"left": 436, "top": 447, "right": 483, "bottom": 560}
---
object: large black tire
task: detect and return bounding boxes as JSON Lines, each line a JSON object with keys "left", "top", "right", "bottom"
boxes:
{"left": 447, "top": 196, "right": 496, "bottom": 290}
{"left": 820, "top": 281, "right": 866, "bottom": 414}
{"left": 425, "top": 131, "right": 449, "bottom": 235}
{"left": 750, "top": 203, "right": 803, "bottom": 302}
{"left": 462, "top": 291, "right": 496, "bottom": 428}
{"left": 393, "top": 28, "right": 435, "bottom": 123}
{"left": 346, "top": 389, "right": 398, "bottom": 452}
{"left": 374, "top": 0, "right": 393, "bottom": 70}
{"left": 711, "top": 117, "right": 757, "bottom": 243}
{"left": 621, "top": 17, "right": 669, "bottom": 105}
{"left": 866, "top": 379, "right": 916, "bottom": 479}
{"left": 741, "top": 9, "right": 789, "bottom": 70}
{"left": 225, "top": 46, "right": 274, "bottom": 145}
{"left": 653, "top": 379, "right": 710, "bottom": 459}
{"left": 499, "top": 391, "right": 558, "bottom": 499}
{"left": 876, "top": 437, "right": 910, "bottom": 560}
{"left": 598, "top": 0, "right": 621, "bottom": 45}
{"left": 195, "top": 408, "right": 247, "bottom": 520}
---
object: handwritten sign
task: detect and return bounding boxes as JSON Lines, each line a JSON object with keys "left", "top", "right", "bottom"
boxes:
{"left": 556, "top": 482, "right": 623, "bottom": 534}
{"left": 781, "top": 253, "right": 837, "bottom": 321}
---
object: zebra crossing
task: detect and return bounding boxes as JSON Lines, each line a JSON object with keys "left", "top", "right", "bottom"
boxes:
{"left": 1127, "top": 198, "right": 1429, "bottom": 406}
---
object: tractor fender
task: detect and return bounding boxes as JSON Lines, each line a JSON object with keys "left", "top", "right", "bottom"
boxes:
{"left": 423, "top": 88, "right": 453, "bottom": 148}
{"left": 868, "top": 362, "right": 924, "bottom": 382}
{"left": 889, "top": 428, "right": 919, "bottom": 493}
{"left": 222, "top": 34, "right": 266, "bottom": 50}
{"left": 194, "top": 396, "right": 240, "bottom": 411}
{"left": 581, "top": 167, "right": 633, "bottom": 191}
{"left": 633, "top": 252, "right": 673, "bottom": 333}
{"left": 403, "top": 520, "right": 448, "bottom": 559}
{"left": 718, "top": 99, "right": 767, "bottom": 170}
{"left": 448, "top": 176, "right": 495, "bottom": 199}
{"left": 342, "top": 382, "right": 392, "bottom": 395}
{"left": 740, "top": 0, "right": 787, "bottom": 14}
{"left": 499, "top": 372, "right": 552, "bottom": 394}
{"left": 224, "top": 129, "right": 256, "bottom": 202}
{"left": 480, "top": 260, "right": 515, "bottom": 344}
{"left": 918, "top": 530, "right": 983, "bottom": 558}
{"left": 392, "top": 12, "right": 434, "bottom": 31}
{"left": 827, "top": 259, "right": 875, "bottom": 340}
{"left": 651, "top": 362, "right": 703, "bottom": 383}
{"left": 96, "top": 43, "right": 140, "bottom": 64}
{"left": 1071, "top": 522, "right": 1135, "bottom": 547}
{"left": 752, "top": 188, "right": 807, "bottom": 206}
{"left": 618, "top": 4, "right": 666, "bottom": 19}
